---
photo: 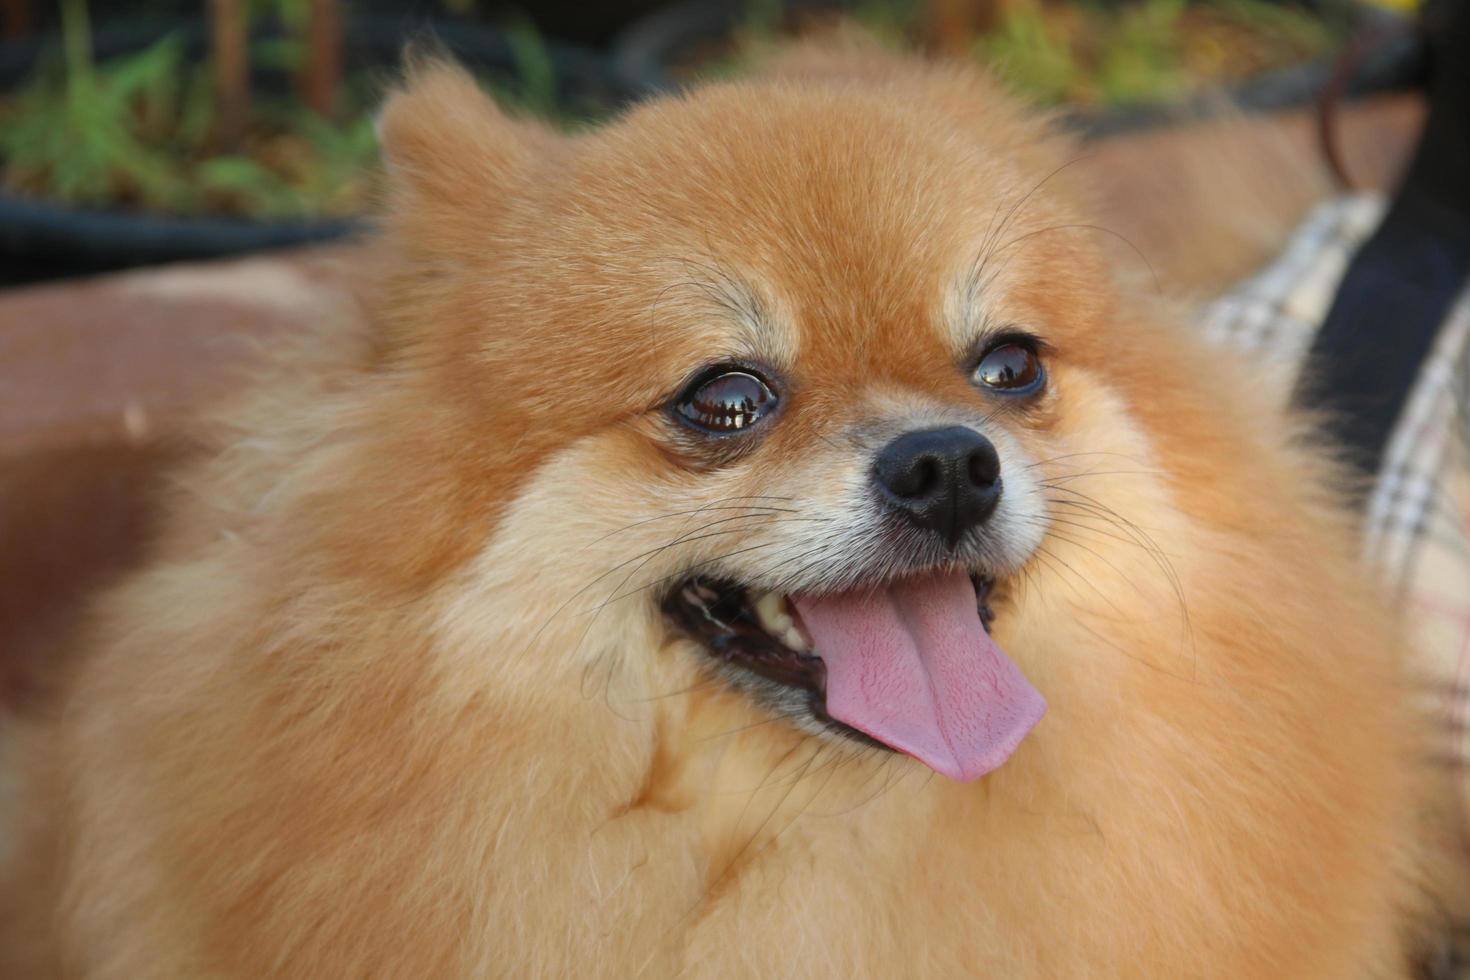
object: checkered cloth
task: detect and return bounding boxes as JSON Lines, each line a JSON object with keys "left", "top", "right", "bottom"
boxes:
{"left": 1201, "top": 195, "right": 1470, "bottom": 768}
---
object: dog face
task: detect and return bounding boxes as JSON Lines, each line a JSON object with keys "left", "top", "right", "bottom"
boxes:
{"left": 374, "top": 61, "right": 1179, "bottom": 784}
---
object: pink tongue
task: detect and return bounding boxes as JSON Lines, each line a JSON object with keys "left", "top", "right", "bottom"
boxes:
{"left": 792, "top": 571, "right": 1045, "bottom": 782}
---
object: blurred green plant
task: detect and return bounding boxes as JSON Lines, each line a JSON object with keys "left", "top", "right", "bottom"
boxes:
{"left": 752, "top": 0, "right": 1341, "bottom": 108}
{"left": 0, "top": 0, "right": 370, "bottom": 216}
{"left": 0, "top": 0, "right": 189, "bottom": 208}
{"left": 976, "top": 2, "right": 1080, "bottom": 104}
{"left": 499, "top": 17, "right": 558, "bottom": 119}
{"left": 1094, "top": 0, "right": 1190, "bottom": 105}
{"left": 0, "top": 1, "right": 575, "bottom": 218}
{"left": 975, "top": 0, "right": 1338, "bottom": 106}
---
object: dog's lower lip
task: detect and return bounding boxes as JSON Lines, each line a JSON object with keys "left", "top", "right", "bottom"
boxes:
{"left": 661, "top": 573, "right": 999, "bottom": 740}
{"left": 663, "top": 579, "right": 826, "bottom": 693}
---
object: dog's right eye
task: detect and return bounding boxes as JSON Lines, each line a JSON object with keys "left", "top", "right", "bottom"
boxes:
{"left": 674, "top": 368, "right": 778, "bottom": 435}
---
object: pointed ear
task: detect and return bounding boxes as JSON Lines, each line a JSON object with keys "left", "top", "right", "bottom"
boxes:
{"left": 375, "top": 56, "right": 541, "bottom": 204}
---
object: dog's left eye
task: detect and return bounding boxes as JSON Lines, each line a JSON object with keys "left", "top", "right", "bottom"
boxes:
{"left": 675, "top": 368, "right": 778, "bottom": 434}
{"left": 974, "top": 340, "right": 1043, "bottom": 393}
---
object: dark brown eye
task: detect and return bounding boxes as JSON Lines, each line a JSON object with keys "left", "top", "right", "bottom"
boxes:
{"left": 974, "top": 342, "right": 1043, "bottom": 393}
{"left": 675, "top": 369, "right": 778, "bottom": 434}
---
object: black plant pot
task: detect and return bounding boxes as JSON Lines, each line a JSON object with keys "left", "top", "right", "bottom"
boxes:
{"left": 0, "top": 16, "right": 639, "bottom": 285}
{"left": 611, "top": 0, "right": 1424, "bottom": 136}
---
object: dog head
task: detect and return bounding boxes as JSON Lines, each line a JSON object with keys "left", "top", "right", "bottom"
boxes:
{"left": 363, "top": 54, "right": 1190, "bottom": 783}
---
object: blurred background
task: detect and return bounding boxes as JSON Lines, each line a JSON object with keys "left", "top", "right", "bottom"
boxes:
{"left": 0, "top": 0, "right": 1431, "bottom": 284}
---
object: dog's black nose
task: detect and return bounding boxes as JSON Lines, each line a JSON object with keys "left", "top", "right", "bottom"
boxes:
{"left": 874, "top": 426, "right": 1002, "bottom": 548}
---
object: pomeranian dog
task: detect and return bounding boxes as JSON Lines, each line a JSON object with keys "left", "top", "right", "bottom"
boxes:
{"left": 0, "top": 39, "right": 1444, "bottom": 978}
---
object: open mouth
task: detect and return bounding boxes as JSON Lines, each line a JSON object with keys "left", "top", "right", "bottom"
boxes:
{"left": 663, "top": 571, "right": 1046, "bottom": 781}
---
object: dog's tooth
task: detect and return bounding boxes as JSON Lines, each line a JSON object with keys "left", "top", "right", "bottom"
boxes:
{"left": 754, "top": 591, "right": 795, "bottom": 639}
{"left": 782, "top": 625, "right": 809, "bottom": 652}
{"left": 754, "top": 591, "right": 785, "bottom": 630}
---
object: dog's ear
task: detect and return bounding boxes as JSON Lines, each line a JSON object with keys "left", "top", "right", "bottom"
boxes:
{"left": 376, "top": 54, "right": 544, "bottom": 206}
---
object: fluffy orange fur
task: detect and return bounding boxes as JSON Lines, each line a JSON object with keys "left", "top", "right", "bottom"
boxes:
{"left": 0, "top": 42, "right": 1442, "bottom": 977}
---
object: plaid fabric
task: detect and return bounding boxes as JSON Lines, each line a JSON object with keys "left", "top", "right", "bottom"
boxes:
{"left": 1200, "top": 194, "right": 1470, "bottom": 773}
